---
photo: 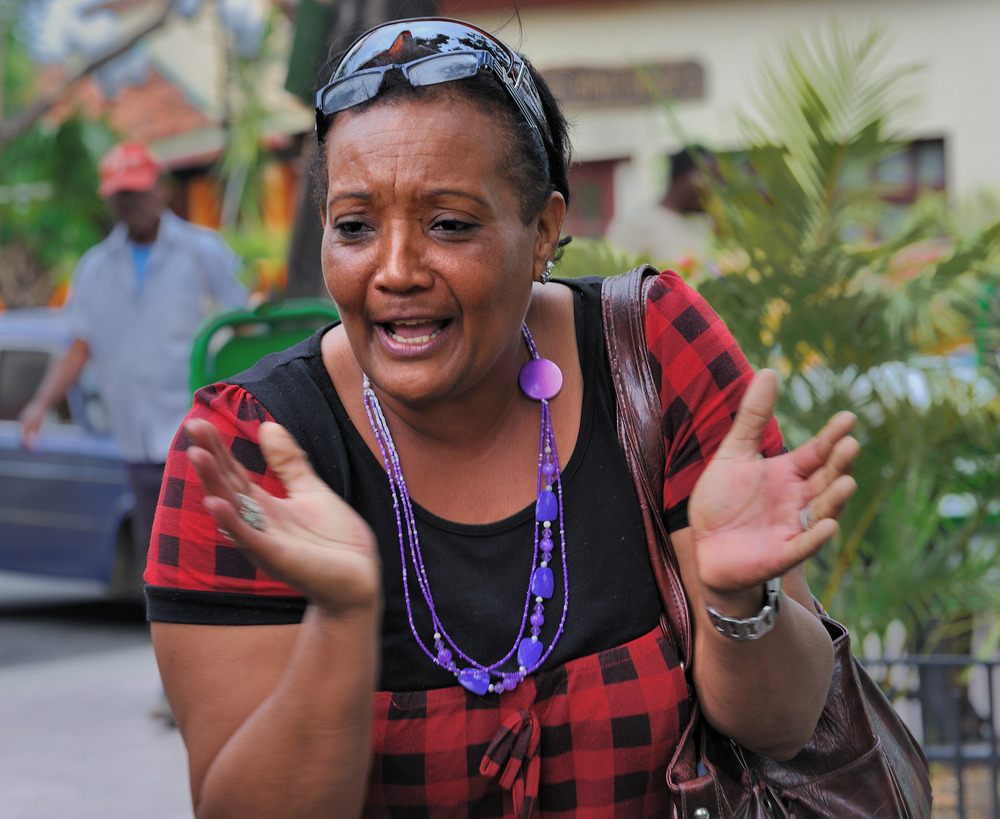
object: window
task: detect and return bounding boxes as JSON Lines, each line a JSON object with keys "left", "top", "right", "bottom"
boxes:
{"left": 865, "top": 138, "right": 946, "bottom": 240}
{"left": 720, "top": 138, "right": 947, "bottom": 242}
{"left": 873, "top": 138, "right": 946, "bottom": 204}
{"left": 0, "top": 349, "right": 71, "bottom": 423}
{"left": 565, "top": 160, "right": 617, "bottom": 238}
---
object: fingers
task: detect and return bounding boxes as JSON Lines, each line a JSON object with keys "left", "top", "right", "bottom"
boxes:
{"left": 792, "top": 463, "right": 857, "bottom": 570}
{"left": 811, "top": 433, "right": 859, "bottom": 492}
{"left": 826, "top": 422, "right": 860, "bottom": 471}
{"left": 257, "top": 422, "right": 374, "bottom": 543}
{"left": 20, "top": 410, "right": 42, "bottom": 451}
{"left": 791, "top": 411, "right": 858, "bottom": 549}
{"left": 775, "top": 476, "right": 854, "bottom": 573}
{"left": 714, "top": 369, "right": 778, "bottom": 460}
{"left": 791, "top": 411, "right": 857, "bottom": 476}
{"left": 185, "top": 420, "right": 279, "bottom": 560}
{"left": 783, "top": 516, "right": 841, "bottom": 569}
{"left": 258, "top": 422, "right": 330, "bottom": 498}
{"left": 186, "top": 419, "right": 348, "bottom": 541}
{"left": 800, "top": 413, "right": 859, "bottom": 516}
{"left": 807, "top": 473, "right": 858, "bottom": 528}
{"left": 182, "top": 418, "right": 380, "bottom": 612}
{"left": 816, "top": 411, "right": 858, "bottom": 466}
{"left": 184, "top": 418, "right": 249, "bottom": 505}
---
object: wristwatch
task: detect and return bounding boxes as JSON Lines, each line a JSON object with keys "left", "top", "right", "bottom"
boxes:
{"left": 706, "top": 577, "right": 783, "bottom": 640}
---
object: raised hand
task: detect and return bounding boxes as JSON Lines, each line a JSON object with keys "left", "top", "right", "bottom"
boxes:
{"left": 185, "top": 418, "right": 381, "bottom": 615}
{"left": 688, "top": 369, "right": 858, "bottom": 596}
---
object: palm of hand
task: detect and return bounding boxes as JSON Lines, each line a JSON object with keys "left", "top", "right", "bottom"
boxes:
{"left": 248, "top": 478, "right": 380, "bottom": 613}
{"left": 689, "top": 449, "right": 810, "bottom": 593}
{"left": 686, "top": 370, "right": 857, "bottom": 596}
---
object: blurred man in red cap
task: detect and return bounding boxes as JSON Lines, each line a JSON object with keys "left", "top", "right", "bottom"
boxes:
{"left": 20, "top": 141, "right": 248, "bottom": 590}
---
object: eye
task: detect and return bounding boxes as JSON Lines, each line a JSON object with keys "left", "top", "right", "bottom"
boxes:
{"left": 333, "top": 219, "right": 370, "bottom": 238}
{"left": 431, "top": 217, "right": 476, "bottom": 235}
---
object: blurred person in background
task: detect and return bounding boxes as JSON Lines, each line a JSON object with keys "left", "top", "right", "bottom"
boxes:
{"left": 20, "top": 141, "right": 249, "bottom": 577}
{"left": 606, "top": 145, "right": 717, "bottom": 274}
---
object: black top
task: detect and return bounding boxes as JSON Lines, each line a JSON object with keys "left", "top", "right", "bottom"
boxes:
{"left": 148, "top": 277, "right": 663, "bottom": 691}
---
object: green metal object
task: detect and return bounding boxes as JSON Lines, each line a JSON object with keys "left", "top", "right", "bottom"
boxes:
{"left": 189, "top": 297, "right": 340, "bottom": 394}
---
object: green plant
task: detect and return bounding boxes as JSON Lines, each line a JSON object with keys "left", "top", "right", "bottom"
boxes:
{"left": 216, "top": 2, "right": 283, "bottom": 232}
{"left": 0, "top": 4, "right": 119, "bottom": 306}
{"left": 553, "top": 235, "right": 649, "bottom": 280}
{"left": 693, "top": 21, "right": 1000, "bottom": 646}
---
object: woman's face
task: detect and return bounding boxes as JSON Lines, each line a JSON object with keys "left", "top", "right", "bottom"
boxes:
{"left": 320, "top": 95, "right": 565, "bottom": 407}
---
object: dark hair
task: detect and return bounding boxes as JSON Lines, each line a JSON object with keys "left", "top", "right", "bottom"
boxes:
{"left": 670, "top": 144, "right": 713, "bottom": 184}
{"left": 309, "top": 32, "right": 572, "bottom": 234}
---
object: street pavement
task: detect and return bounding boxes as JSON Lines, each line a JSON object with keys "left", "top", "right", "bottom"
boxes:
{"left": 0, "top": 576, "right": 192, "bottom": 819}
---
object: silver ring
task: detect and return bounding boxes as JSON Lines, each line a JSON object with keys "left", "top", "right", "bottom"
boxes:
{"left": 236, "top": 492, "right": 266, "bottom": 531}
{"left": 799, "top": 503, "right": 817, "bottom": 532}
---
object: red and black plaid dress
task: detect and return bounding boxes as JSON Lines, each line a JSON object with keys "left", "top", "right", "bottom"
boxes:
{"left": 146, "top": 271, "right": 782, "bottom": 817}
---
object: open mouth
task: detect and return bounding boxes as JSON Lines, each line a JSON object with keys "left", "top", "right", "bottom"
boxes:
{"left": 383, "top": 318, "right": 450, "bottom": 345}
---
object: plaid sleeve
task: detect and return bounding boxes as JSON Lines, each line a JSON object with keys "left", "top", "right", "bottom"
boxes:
{"left": 144, "top": 382, "right": 299, "bottom": 597}
{"left": 645, "top": 269, "right": 784, "bottom": 531}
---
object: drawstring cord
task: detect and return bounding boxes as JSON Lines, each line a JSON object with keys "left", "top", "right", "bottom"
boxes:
{"left": 480, "top": 709, "right": 541, "bottom": 819}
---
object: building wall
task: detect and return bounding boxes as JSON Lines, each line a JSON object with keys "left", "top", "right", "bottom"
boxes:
{"left": 138, "top": 1, "right": 312, "bottom": 167}
{"left": 450, "top": 0, "right": 1000, "bottom": 219}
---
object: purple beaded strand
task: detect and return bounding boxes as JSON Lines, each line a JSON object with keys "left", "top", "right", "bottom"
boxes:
{"left": 361, "top": 323, "right": 569, "bottom": 695}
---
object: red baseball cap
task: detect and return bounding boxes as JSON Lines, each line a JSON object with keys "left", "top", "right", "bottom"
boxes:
{"left": 98, "top": 142, "right": 162, "bottom": 197}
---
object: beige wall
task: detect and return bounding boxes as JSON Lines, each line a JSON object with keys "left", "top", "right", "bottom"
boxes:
{"left": 461, "top": 0, "right": 1000, "bottom": 212}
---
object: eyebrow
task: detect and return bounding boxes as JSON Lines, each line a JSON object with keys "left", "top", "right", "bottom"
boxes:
{"left": 425, "top": 189, "right": 491, "bottom": 209}
{"left": 328, "top": 189, "right": 492, "bottom": 210}
{"left": 328, "top": 191, "right": 374, "bottom": 206}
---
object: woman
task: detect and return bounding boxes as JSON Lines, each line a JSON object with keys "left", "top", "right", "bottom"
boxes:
{"left": 145, "top": 17, "right": 858, "bottom": 818}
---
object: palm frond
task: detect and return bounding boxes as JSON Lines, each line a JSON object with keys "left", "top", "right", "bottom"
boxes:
{"left": 691, "top": 20, "right": 1000, "bottom": 642}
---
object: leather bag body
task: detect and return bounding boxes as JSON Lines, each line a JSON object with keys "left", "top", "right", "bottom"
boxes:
{"left": 601, "top": 266, "right": 932, "bottom": 819}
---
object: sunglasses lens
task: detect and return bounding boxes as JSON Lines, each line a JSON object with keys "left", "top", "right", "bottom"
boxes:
{"left": 336, "top": 20, "right": 493, "bottom": 77}
{"left": 406, "top": 53, "right": 481, "bottom": 87}
{"left": 321, "top": 72, "right": 386, "bottom": 115}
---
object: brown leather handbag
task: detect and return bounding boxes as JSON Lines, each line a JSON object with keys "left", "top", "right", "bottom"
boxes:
{"left": 602, "top": 266, "right": 933, "bottom": 818}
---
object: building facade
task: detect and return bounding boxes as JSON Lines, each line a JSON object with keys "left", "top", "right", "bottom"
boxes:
{"left": 440, "top": 0, "right": 1000, "bottom": 237}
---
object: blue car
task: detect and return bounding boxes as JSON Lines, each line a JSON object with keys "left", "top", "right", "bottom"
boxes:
{"left": 0, "top": 307, "right": 139, "bottom": 599}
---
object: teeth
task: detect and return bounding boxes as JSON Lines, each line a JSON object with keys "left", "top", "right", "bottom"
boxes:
{"left": 389, "top": 332, "right": 437, "bottom": 344}
{"left": 385, "top": 322, "right": 443, "bottom": 345}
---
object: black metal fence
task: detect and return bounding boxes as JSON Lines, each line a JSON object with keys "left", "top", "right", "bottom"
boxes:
{"left": 863, "top": 654, "right": 1000, "bottom": 819}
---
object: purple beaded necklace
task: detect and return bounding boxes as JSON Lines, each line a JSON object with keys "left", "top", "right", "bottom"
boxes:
{"left": 362, "top": 322, "right": 568, "bottom": 695}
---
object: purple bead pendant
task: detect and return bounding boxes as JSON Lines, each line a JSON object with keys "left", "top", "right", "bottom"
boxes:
{"left": 517, "top": 637, "right": 544, "bottom": 669}
{"left": 535, "top": 488, "right": 558, "bottom": 522}
{"left": 519, "top": 358, "right": 563, "bottom": 401}
{"left": 531, "top": 566, "right": 554, "bottom": 598}
{"left": 458, "top": 668, "right": 491, "bottom": 695}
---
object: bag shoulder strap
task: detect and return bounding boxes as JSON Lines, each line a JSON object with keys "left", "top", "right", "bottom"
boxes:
{"left": 601, "top": 266, "right": 692, "bottom": 664}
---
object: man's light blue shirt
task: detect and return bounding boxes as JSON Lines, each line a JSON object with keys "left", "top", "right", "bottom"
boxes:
{"left": 65, "top": 210, "right": 248, "bottom": 463}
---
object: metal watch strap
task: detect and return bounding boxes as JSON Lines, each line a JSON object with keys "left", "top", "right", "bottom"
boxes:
{"left": 706, "top": 577, "right": 783, "bottom": 640}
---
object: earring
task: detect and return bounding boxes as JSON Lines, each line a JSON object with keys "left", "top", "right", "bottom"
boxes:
{"left": 540, "top": 260, "right": 554, "bottom": 285}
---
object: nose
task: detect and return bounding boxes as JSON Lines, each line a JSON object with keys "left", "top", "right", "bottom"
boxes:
{"left": 373, "top": 220, "right": 435, "bottom": 292}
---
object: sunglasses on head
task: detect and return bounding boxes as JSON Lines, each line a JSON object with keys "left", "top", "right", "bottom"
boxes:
{"left": 314, "top": 17, "right": 549, "bottom": 145}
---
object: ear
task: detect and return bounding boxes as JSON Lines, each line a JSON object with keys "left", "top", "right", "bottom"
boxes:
{"left": 532, "top": 191, "right": 567, "bottom": 281}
